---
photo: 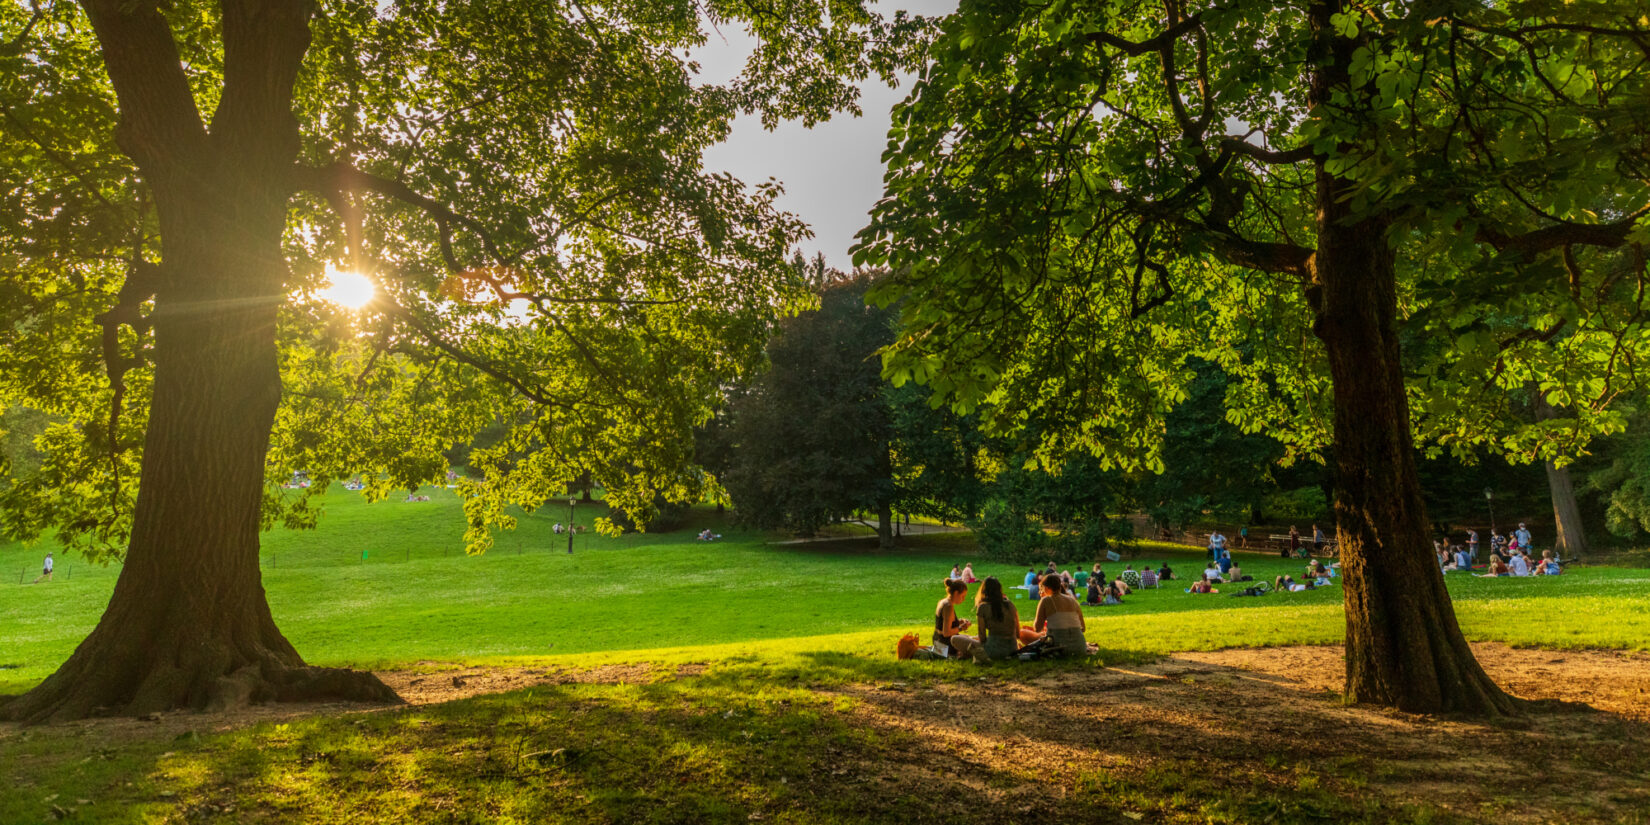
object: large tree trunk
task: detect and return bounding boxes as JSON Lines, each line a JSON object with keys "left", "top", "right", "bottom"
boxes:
{"left": 2, "top": 0, "right": 396, "bottom": 723}
{"left": 1544, "top": 461, "right": 1587, "bottom": 556}
{"left": 877, "top": 500, "right": 895, "bottom": 549}
{"left": 1309, "top": 0, "right": 1514, "bottom": 715}
{"left": 1533, "top": 397, "right": 1589, "bottom": 557}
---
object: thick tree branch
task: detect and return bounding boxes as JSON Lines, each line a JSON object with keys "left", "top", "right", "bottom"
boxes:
{"left": 76, "top": 0, "right": 208, "bottom": 175}
{"left": 1086, "top": 13, "right": 1205, "bottom": 56}
{"left": 1221, "top": 137, "right": 1314, "bottom": 164}
{"left": 213, "top": 0, "right": 313, "bottom": 178}
{"left": 1475, "top": 206, "right": 1648, "bottom": 258}
{"left": 296, "top": 161, "right": 512, "bottom": 269}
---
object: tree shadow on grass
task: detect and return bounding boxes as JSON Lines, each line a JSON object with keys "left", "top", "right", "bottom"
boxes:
{"left": 2, "top": 648, "right": 1648, "bottom": 824}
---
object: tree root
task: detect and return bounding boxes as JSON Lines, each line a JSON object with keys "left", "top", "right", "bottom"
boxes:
{"left": 2, "top": 658, "right": 402, "bottom": 724}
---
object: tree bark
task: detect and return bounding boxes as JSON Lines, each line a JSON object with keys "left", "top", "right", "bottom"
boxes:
{"left": 1543, "top": 462, "right": 1587, "bottom": 556}
{"left": 2, "top": 0, "right": 396, "bottom": 722}
{"left": 877, "top": 501, "right": 895, "bottom": 549}
{"left": 1308, "top": 0, "right": 1515, "bottom": 715}
{"left": 1533, "top": 397, "right": 1589, "bottom": 557}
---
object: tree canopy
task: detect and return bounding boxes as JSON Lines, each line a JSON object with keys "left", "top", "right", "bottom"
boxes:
{"left": 0, "top": 0, "right": 930, "bottom": 721}
{"left": 855, "top": 0, "right": 1648, "bottom": 713}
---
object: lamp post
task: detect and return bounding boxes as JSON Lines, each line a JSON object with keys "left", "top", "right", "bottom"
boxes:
{"left": 1483, "top": 488, "right": 1495, "bottom": 534}
{"left": 567, "top": 497, "right": 576, "bottom": 554}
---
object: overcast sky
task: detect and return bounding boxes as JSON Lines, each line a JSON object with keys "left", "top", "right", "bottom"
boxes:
{"left": 692, "top": 2, "right": 957, "bottom": 270}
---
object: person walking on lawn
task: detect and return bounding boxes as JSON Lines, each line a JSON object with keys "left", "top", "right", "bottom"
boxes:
{"left": 33, "top": 552, "right": 53, "bottom": 584}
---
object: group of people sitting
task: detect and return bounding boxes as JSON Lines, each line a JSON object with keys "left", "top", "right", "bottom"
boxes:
{"left": 1473, "top": 548, "right": 1563, "bottom": 577}
{"left": 696, "top": 529, "right": 721, "bottom": 541}
{"left": 1014, "top": 561, "right": 1175, "bottom": 608}
{"left": 933, "top": 575, "right": 1094, "bottom": 663}
{"left": 1187, "top": 542, "right": 1251, "bottom": 593}
{"left": 1186, "top": 558, "right": 1336, "bottom": 595}
{"left": 551, "top": 523, "right": 586, "bottom": 534}
{"left": 1434, "top": 522, "right": 1562, "bottom": 577}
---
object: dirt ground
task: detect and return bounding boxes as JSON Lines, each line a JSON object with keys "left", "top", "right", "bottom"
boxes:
{"left": 4, "top": 645, "right": 1647, "bottom": 822}
{"left": 830, "top": 643, "right": 1650, "bottom": 823}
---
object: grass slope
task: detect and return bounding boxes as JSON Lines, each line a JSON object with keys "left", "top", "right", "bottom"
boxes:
{"left": 3, "top": 483, "right": 1647, "bottom": 697}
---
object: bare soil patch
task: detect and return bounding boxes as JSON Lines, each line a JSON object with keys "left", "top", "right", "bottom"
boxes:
{"left": 832, "top": 642, "right": 1650, "bottom": 823}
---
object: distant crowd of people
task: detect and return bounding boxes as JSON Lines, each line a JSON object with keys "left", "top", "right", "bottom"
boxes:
{"left": 1434, "top": 522, "right": 1563, "bottom": 577}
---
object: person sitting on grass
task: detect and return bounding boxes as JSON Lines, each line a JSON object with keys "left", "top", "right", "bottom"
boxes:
{"left": 1306, "top": 559, "right": 1331, "bottom": 580}
{"left": 933, "top": 579, "right": 977, "bottom": 658}
{"left": 1104, "top": 578, "right": 1126, "bottom": 605}
{"left": 1084, "top": 575, "right": 1103, "bottom": 606}
{"left": 972, "top": 577, "right": 1022, "bottom": 662}
{"left": 1508, "top": 550, "right": 1531, "bottom": 577}
{"left": 1157, "top": 562, "right": 1176, "bottom": 581}
{"left": 1226, "top": 561, "right": 1248, "bottom": 582}
{"left": 1536, "top": 550, "right": 1563, "bottom": 576}
{"left": 1060, "top": 569, "right": 1076, "bottom": 593}
{"left": 1139, "top": 566, "right": 1159, "bottom": 588}
{"left": 950, "top": 564, "right": 963, "bottom": 580}
{"left": 1074, "top": 567, "right": 1090, "bottom": 592}
{"left": 962, "top": 563, "right": 977, "bottom": 583}
{"left": 1024, "top": 567, "right": 1038, "bottom": 596}
{"left": 1029, "top": 571, "right": 1046, "bottom": 601}
{"left": 1202, "top": 562, "right": 1223, "bottom": 583}
{"left": 1034, "top": 576, "right": 1089, "bottom": 656}
{"left": 1216, "top": 551, "right": 1234, "bottom": 579}
{"left": 1189, "top": 574, "right": 1218, "bottom": 594}
{"left": 1476, "top": 554, "right": 1511, "bottom": 577}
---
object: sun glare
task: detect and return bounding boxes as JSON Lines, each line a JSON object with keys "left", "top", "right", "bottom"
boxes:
{"left": 318, "top": 268, "right": 376, "bottom": 310}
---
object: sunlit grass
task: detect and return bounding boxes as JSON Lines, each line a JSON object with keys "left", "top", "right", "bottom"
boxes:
{"left": 2, "top": 484, "right": 1646, "bottom": 696}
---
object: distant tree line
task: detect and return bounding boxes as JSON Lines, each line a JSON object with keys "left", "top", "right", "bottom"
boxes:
{"left": 692, "top": 262, "right": 1645, "bottom": 563}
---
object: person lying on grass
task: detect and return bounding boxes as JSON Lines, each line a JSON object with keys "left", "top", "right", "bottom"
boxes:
{"left": 1273, "top": 575, "right": 1313, "bottom": 592}
{"left": 1189, "top": 574, "right": 1218, "bottom": 594}
{"left": 1034, "top": 576, "right": 1089, "bottom": 656}
{"left": 933, "top": 578, "right": 977, "bottom": 658}
{"left": 971, "top": 577, "right": 1023, "bottom": 662}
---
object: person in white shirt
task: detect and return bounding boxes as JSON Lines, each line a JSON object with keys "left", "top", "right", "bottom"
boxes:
{"left": 33, "top": 552, "right": 53, "bottom": 583}
{"left": 1508, "top": 552, "right": 1531, "bottom": 576}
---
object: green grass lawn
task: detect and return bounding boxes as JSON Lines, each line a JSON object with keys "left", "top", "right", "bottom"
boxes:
{"left": 4, "top": 488, "right": 1650, "bottom": 824}
{"left": 3, "top": 483, "right": 1647, "bottom": 696}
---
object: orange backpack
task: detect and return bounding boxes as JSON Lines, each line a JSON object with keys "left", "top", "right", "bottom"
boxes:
{"left": 895, "top": 633, "right": 921, "bottom": 660}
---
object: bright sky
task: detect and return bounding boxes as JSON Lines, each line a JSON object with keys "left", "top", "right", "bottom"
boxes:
{"left": 693, "top": 2, "right": 957, "bottom": 270}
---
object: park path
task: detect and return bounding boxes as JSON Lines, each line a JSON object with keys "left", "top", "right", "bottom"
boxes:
{"left": 770, "top": 522, "right": 970, "bottom": 545}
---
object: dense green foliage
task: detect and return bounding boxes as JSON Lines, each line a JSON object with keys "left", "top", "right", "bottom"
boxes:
{"left": 854, "top": 0, "right": 1649, "bottom": 480}
{"left": 0, "top": 0, "right": 933, "bottom": 560}
{"left": 724, "top": 273, "right": 896, "bottom": 536}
